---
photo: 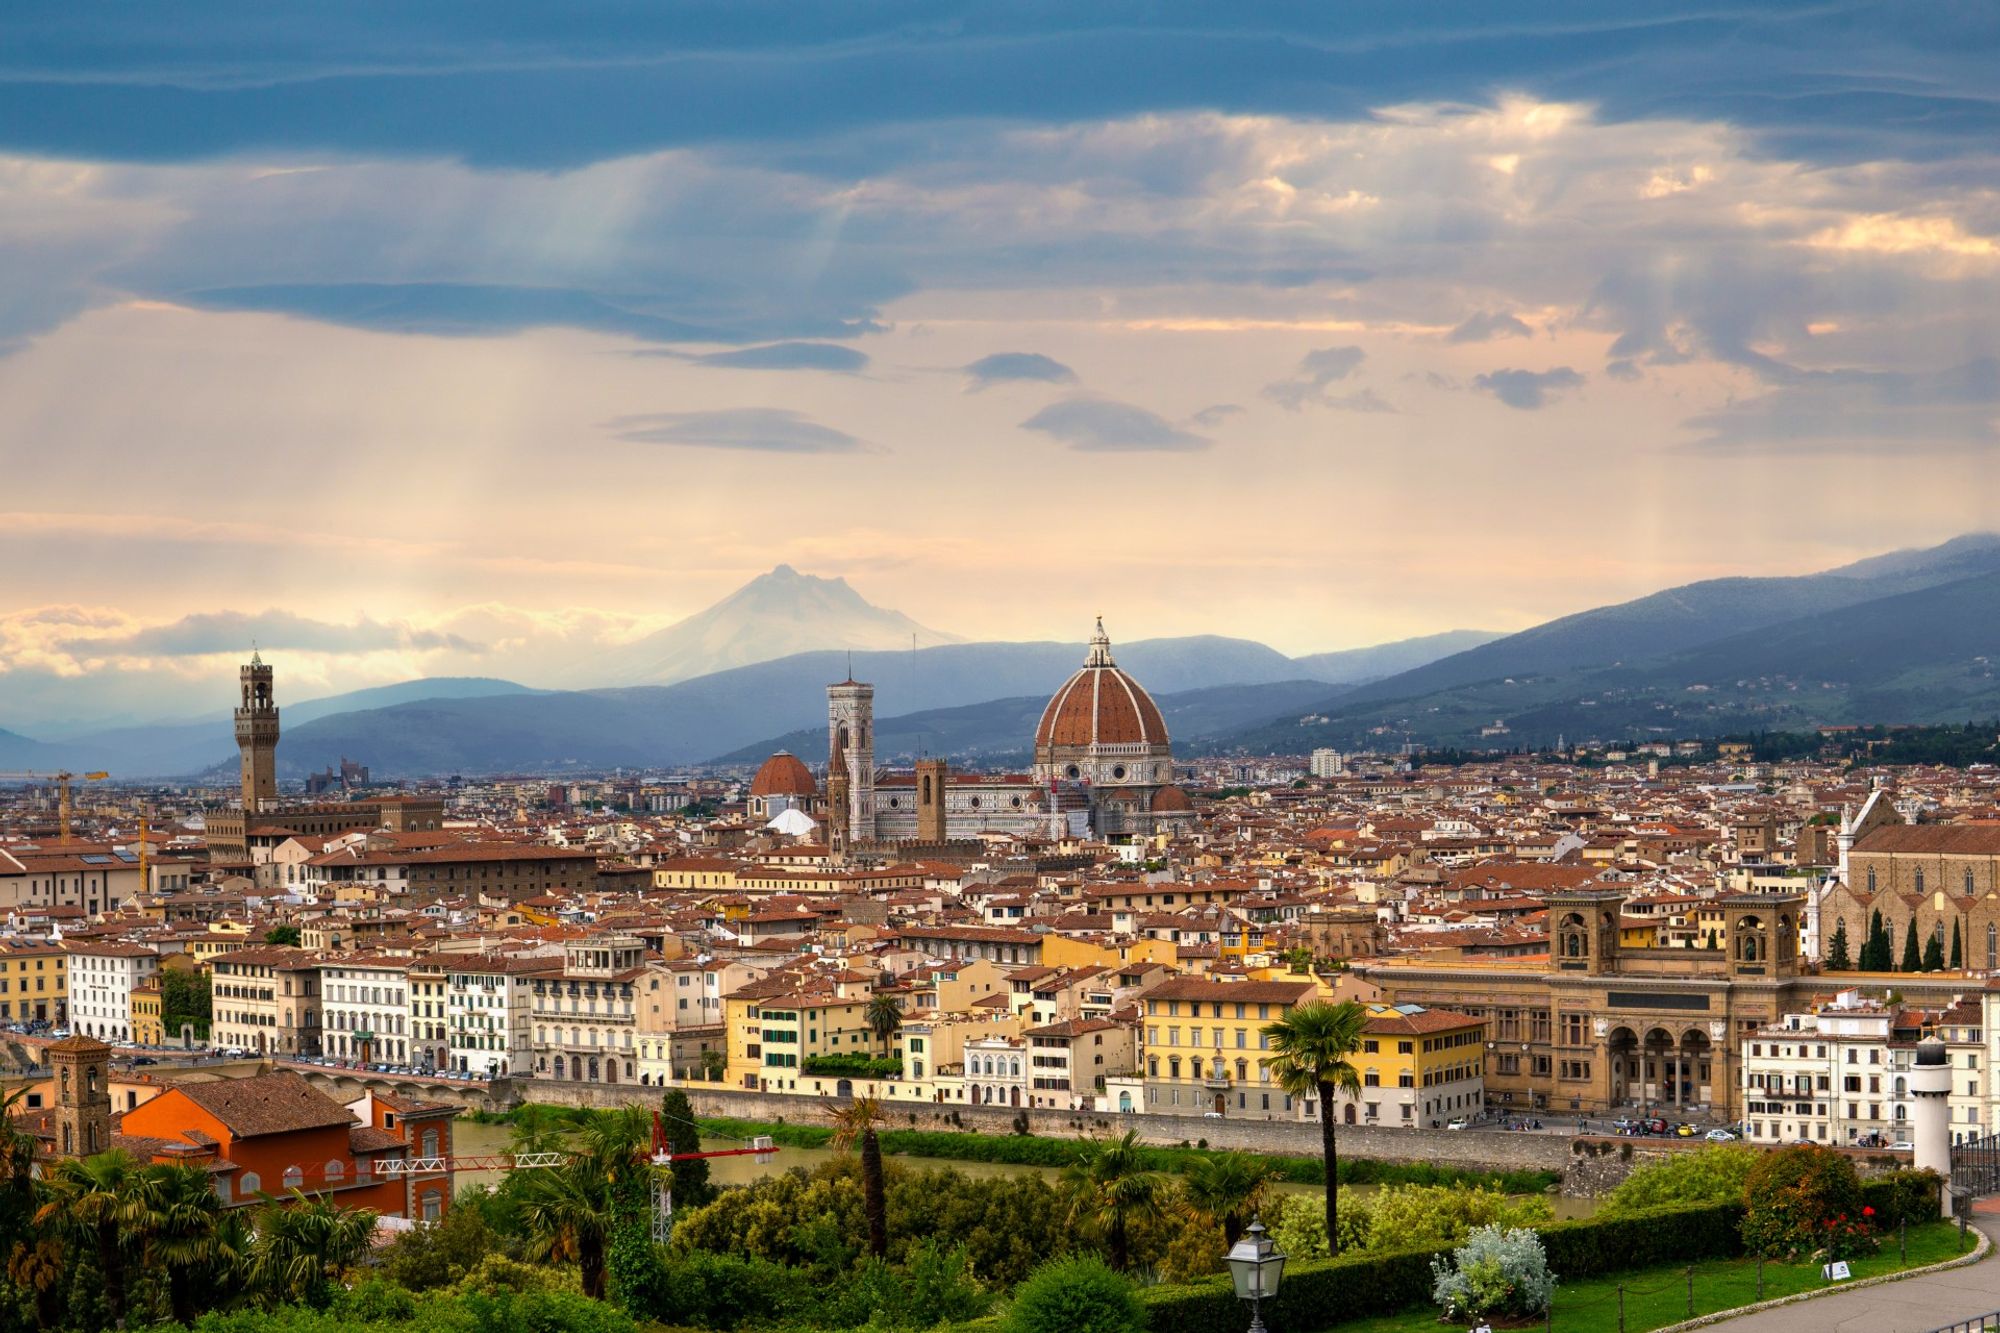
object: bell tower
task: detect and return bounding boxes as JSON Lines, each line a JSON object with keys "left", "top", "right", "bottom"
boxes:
{"left": 915, "top": 757, "right": 949, "bottom": 844}
{"left": 49, "top": 1033, "right": 112, "bottom": 1158}
{"left": 1545, "top": 888, "right": 1627, "bottom": 975}
{"left": 235, "top": 651, "right": 280, "bottom": 813}
{"left": 827, "top": 678, "right": 875, "bottom": 848}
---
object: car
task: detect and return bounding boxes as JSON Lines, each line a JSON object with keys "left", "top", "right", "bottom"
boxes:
{"left": 1676, "top": 1123, "right": 1697, "bottom": 1137}
{"left": 1888, "top": 1141, "right": 1914, "bottom": 1151}
{"left": 1704, "top": 1128, "right": 1738, "bottom": 1142}
{"left": 129, "top": 1056, "right": 157, "bottom": 1067}
{"left": 1445, "top": 1118, "right": 1469, "bottom": 1131}
{"left": 1202, "top": 1111, "right": 1224, "bottom": 1119}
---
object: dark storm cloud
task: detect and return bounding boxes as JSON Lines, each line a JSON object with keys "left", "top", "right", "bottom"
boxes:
{"left": 5, "top": 5, "right": 1997, "bottom": 170}
{"left": 604, "top": 408, "right": 868, "bottom": 453}
{"left": 1019, "top": 398, "right": 1209, "bottom": 452}
{"left": 1474, "top": 367, "right": 1585, "bottom": 410}
{"left": 80, "top": 610, "right": 474, "bottom": 656}
{"left": 963, "top": 352, "right": 1078, "bottom": 389}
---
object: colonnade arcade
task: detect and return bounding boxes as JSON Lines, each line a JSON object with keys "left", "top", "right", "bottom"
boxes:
{"left": 1605, "top": 1024, "right": 1716, "bottom": 1112}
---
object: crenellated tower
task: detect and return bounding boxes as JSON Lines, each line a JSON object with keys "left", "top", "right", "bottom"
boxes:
{"left": 235, "top": 651, "right": 280, "bottom": 812}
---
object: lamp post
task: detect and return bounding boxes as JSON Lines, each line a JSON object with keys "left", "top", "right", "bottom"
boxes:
{"left": 1226, "top": 1215, "right": 1286, "bottom": 1333}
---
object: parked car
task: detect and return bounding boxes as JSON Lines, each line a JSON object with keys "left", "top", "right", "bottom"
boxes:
{"left": 129, "top": 1056, "right": 157, "bottom": 1067}
{"left": 1675, "top": 1123, "right": 1698, "bottom": 1137}
{"left": 1889, "top": 1140, "right": 1914, "bottom": 1151}
{"left": 1446, "top": 1117, "right": 1469, "bottom": 1131}
{"left": 1704, "top": 1128, "right": 1738, "bottom": 1142}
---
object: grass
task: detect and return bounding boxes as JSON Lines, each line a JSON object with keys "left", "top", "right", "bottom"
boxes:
{"left": 1335, "top": 1220, "right": 1973, "bottom": 1333}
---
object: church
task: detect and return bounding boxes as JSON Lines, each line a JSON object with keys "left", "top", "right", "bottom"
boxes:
{"left": 748, "top": 619, "right": 1195, "bottom": 849}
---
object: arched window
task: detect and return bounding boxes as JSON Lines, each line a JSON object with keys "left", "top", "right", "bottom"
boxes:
{"left": 1868, "top": 867, "right": 1877, "bottom": 892}
{"left": 325, "top": 1159, "right": 345, "bottom": 1181}
{"left": 1970, "top": 869, "right": 1979, "bottom": 895}
{"left": 1009, "top": 1059, "right": 1020, "bottom": 1078}
{"left": 421, "top": 1129, "right": 439, "bottom": 1158}
{"left": 240, "top": 1172, "right": 262, "bottom": 1195}
{"left": 282, "top": 1166, "right": 303, "bottom": 1190}
{"left": 1989, "top": 923, "right": 1997, "bottom": 971}
{"left": 1916, "top": 869, "right": 1926, "bottom": 893}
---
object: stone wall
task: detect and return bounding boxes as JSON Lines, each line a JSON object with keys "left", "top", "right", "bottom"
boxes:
{"left": 521, "top": 1079, "right": 1577, "bottom": 1175}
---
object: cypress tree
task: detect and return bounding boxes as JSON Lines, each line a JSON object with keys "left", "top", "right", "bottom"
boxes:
{"left": 1828, "top": 919, "right": 1852, "bottom": 970}
{"left": 1867, "top": 910, "right": 1889, "bottom": 971}
{"left": 1951, "top": 919, "right": 1963, "bottom": 970}
{"left": 1924, "top": 932, "right": 1945, "bottom": 972}
{"left": 659, "top": 1088, "right": 715, "bottom": 1211}
{"left": 1902, "top": 919, "right": 1923, "bottom": 972}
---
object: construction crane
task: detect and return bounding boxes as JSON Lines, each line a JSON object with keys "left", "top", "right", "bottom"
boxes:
{"left": 0, "top": 770, "right": 111, "bottom": 844}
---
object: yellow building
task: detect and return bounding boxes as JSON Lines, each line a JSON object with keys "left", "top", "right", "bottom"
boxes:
{"left": 131, "top": 979, "right": 165, "bottom": 1046}
{"left": 1139, "top": 976, "right": 1318, "bottom": 1116}
{"left": 1349, "top": 1003, "right": 1486, "bottom": 1129}
{"left": 724, "top": 980, "right": 891, "bottom": 1093}
{"left": 0, "top": 939, "right": 67, "bottom": 1024}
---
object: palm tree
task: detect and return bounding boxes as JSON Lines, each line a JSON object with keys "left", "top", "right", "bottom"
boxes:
{"left": 1261, "top": 999, "right": 1368, "bottom": 1252}
{"left": 34, "top": 1150, "right": 144, "bottom": 1327}
{"left": 135, "top": 1162, "right": 240, "bottom": 1324}
{"left": 515, "top": 1157, "right": 619, "bottom": 1298}
{"left": 7, "top": 1238, "right": 66, "bottom": 1331}
{"left": 1180, "top": 1151, "right": 1278, "bottom": 1245}
{"left": 827, "top": 1096, "right": 889, "bottom": 1257}
{"left": 864, "top": 993, "right": 903, "bottom": 1059}
{"left": 1062, "top": 1131, "right": 1159, "bottom": 1272}
{"left": 247, "top": 1191, "right": 377, "bottom": 1308}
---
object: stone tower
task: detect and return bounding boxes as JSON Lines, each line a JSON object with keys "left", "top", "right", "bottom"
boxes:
{"left": 48, "top": 1033, "right": 112, "bottom": 1158}
{"left": 915, "top": 757, "right": 949, "bottom": 844}
{"left": 827, "top": 678, "right": 875, "bottom": 848}
{"left": 1911, "top": 1033, "right": 1952, "bottom": 1200}
{"left": 235, "top": 651, "right": 280, "bottom": 813}
{"left": 1545, "top": 888, "right": 1627, "bottom": 975}
{"left": 825, "top": 770, "right": 851, "bottom": 863}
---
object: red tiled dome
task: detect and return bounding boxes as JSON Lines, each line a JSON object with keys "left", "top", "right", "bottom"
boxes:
{"left": 750, "top": 751, "right": 816, "bottom": 798}
{"left": 1150, "top": 785, "right": 1194, "bottom": 813}
{"left": 1034, "top": 620, "right": 1168, "bottom": 749}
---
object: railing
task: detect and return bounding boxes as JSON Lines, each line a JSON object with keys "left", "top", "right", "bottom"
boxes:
{"left": 1952, "top": 1130, "right": 2000, "bottom": 1198}
{"left": 1926, "top": 1312, "right": 2000, "bottom": 1333}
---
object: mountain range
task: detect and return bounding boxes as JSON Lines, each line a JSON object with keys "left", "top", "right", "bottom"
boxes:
{"left": 12, "top": 534, "right": 2000, "bottom": 778}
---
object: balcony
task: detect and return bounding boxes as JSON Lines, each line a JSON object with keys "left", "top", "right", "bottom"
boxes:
{"left": 1202, "top": 1072, "right": 1233, "bottom": 1090}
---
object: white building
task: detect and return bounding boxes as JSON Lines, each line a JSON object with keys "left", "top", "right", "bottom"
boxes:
{"left": 66, "top": 941, "right": 160, "bottom": 1043}
{"left": 530, "top": 935, "right": 646, "bottom": 1087}
{"left": 408, "top": 952, "right": 537, "bottom": 1077}
{"left": 1310, "top": 749, "right": 1344, "bottom": 779}
{"left": 1742, "top": 992, "right": 1907, "bottom": 1147}
{"left": 321, "top": 954, "right": 411, "bottom": 1065}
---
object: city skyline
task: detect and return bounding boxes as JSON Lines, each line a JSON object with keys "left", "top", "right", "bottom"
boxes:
{"left": 4, "top": 6, "right": 2000, "bottom": 717}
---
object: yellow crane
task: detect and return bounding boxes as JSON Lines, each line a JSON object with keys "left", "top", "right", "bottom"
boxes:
{"left": 0, "top": 770, "right": 111, "bottom": 844}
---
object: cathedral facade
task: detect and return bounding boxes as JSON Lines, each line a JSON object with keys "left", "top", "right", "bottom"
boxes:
{"left": 754, "top": 620, "right": 1194, "bottom": 847}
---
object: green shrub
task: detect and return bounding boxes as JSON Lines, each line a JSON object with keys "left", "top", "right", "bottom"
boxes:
{"left": 1603, "top": 1145, "right": 1759, "bottom": 1214}
{"left": 1431, "top": 1226, "right": 1555, "bottom": 1321}
{"left": 1537, "top": 1200, "right": 1744, "bottom": 1277}
{"left": 1740, "top": 1146, "right": 1866, "bottom": 1259}
{"left": 1364, "top": 1183, "right": 1553, "bottom": 1252}
{"left": 1862, "top": 1170, "right": 1944, "bottom": 1229}
{"left": 1004, "top": 1256, "right": 1145, "bottom": 1333}
{"left": 1136, "top": 1245, "right": 1438, "bottom": 1333}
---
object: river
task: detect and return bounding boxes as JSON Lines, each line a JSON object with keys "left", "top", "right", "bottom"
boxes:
{"left": 448, "top": 1118, "right": 1596, "bottom": 1218}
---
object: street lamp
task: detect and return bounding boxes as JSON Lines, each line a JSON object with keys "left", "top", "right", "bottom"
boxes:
{"left": 1226, "top": 1216, "right": 1286, "bottom": 1333}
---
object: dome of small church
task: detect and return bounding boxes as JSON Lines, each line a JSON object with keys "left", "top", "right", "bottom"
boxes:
{"left": 1150, "top": 785, "right": 1193, "bottom": 814}
{"left": 1034, "top": 618, "right": 1168, "bottom": 749}
{"left": 750, "top": 751, "right": 816, "bottom": 798}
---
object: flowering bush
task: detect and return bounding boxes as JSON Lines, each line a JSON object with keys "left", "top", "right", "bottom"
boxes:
{"left": 1430, "top": 1226, "right": 1555, "bottom": 1322}
{"left": 1739, "top": 1145, "right": 1868, "bottom": 1259}
{"left": 1811, "top": 1209, "right": 1880, "bottom": 1264}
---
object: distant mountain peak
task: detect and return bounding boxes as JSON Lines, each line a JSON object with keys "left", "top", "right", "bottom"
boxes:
{"left": 566, "top": 567, "right": 961, "bottom": 688}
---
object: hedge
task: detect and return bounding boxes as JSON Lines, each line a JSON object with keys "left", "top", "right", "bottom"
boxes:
{"left": 1128, "top": 1200, "right": 1749, "bottom": 1333}
{"left": 1861, "top": 1169, "right": 1945, "bottom": 1229}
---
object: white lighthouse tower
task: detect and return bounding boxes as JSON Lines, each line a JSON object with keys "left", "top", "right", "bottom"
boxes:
{"left": 1911, "top": 1033, "right": 1953, "bottom": 1209}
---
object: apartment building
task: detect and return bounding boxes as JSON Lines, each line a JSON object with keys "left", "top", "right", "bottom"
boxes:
{"left": 1138, "top": 976, "right": 1317, "bottom": 1117}
{"left": 0, "top": 938, "right": 66, "bottom": 1023}
{"left": 66, "top": 940, "right": 160, "bottom": 1043}
{"left": 210, "top": 947, "right": 323, "bottom": 1057}
{"left": 407, "top": 953, "right": 538, "bottom": 1077}
{"left": 1023, "top": 1017, "right": 1135, "bottom": 1110}
{"left": 321, "top": 954, "right": 411, "bottom": 1065}
{"left": 530, "top": 935, "right": 646, "bottom": 1086}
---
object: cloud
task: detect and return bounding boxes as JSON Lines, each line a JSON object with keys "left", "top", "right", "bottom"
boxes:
{"left": 1445, "top": 311, "right": 1532, "bottom": 343}
{"left": 1605, "top": 359, "right": 1642, "bottom": 382}
{"left": 1474, "top": 367, "right": 1585, "bottom": 410}
{"left": 604, "top": 407, "right": 867, "bottom": 453}
{"left": 1683, "top": 358, "right": 2000, "bottom": 453}
{"left": 1262, "top": 345, "right": 1367, "bottom": 411}
{"left": 646, "top": 341, "right": 869, "bottom": 373}
{"left": 77, "top": 609, "right": 475, "bottom": 657}
{"left": 1019, "top": 397, "right": 1209, "bottom": 452}
{"left": 1189, "top": 403, "right": 1244, "bottom": 428}
{"left": 963, "top": 352, "right": 1077, "bottom": 389}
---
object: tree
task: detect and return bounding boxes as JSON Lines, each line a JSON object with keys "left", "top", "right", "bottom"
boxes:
{"left": 160, "top": 968, "right": 213, "bottom": 1044}
{"left": 1902, "top": 919, "right": 1922, "bottom": 972}
{"left": 828, "top": 1096, "right": 890, "bottom": 1258}
{"left": 864, "top": 993, "right": 903, "bottom": 1058}
{"left": 1602, "top": 1145, "right": 1759, "bottom": 1214}
{"left": 1951, "top": 919, "right": 1963, "bottom": 970}
{"left": 1261, "top": 999, "right": 1368, "bottom": 1252}
{"left": 1924, "top": 931, "right": 1945, "bottom": 972}
{"left": 659, "top": 1088, "right": 714, "bottom": 1212}
{"left": 1863, "top": 910, "right": 1888, "bottom": 972}
{"left": 247, "top": 1191, "right": 376, "bottom": 1307}
{"left": 517, "top": 1160, "right": 621, "bottom": 1300}
{"left": 263, "top": 925, "right": 301, "bottom": 947}
{"left": 136, "top": 1161, "right": 241, "bottom": 1324}
{"left": 34, "top": 1149, "right": 143, "bottom": 1328}
{"left": 377, "top": 1197, "right": 496, "bottom": 1291}
{"left": 1827, "top": 918, "right": 1852, "bottom": 970}
{"left": 699, "top": 1049, "right": 727, "bottom": 1082}
{"left": 1178, "top": 1152, "right": 1276, "bottom": 1246}
{"left": 1062, "top": 1132, "right": 1159, "bottom": 1273}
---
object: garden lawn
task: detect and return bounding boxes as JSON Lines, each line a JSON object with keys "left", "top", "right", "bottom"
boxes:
{"left": 1330, "top": 1221, "right": 1972, "bottom": 1333}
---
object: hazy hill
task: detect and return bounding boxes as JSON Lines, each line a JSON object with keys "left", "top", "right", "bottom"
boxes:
{"left": 1333, "top": 533, "right": 2000, "bottom": 708}
{"left": 1225, "top": 563, "right": 2000, "bottom": 753}
{"left": 560, "top": 565, "right": 961, "bottom": 687}
{"left": 712, "top": 678, "right": 1339, "bottom": 767}
{"left": 1292, "top": 629, "right": 1503, "bottom": 685}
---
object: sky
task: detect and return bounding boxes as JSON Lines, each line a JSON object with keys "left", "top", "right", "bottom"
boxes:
{"left": 4, "top": 3, "right": 2000, "bottom": 726}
